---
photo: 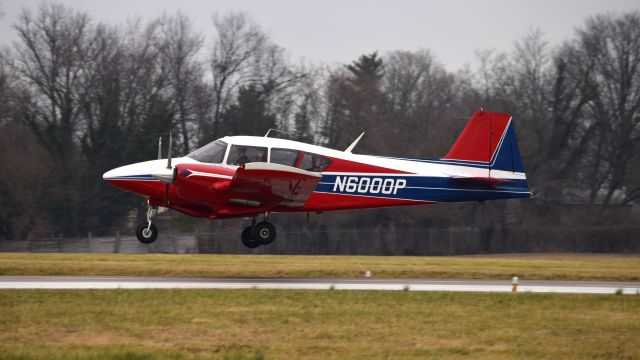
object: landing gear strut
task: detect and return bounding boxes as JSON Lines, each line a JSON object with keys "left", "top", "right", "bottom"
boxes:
{"left": 241, "top": 214, "right": 276, "bottom": 249}
{"left": 136, "top": 205, "right": 158, "bottom": 244}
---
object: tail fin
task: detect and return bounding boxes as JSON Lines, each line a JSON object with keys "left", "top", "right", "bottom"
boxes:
{"left": 443, "top": 109, "right": 525, "bottom": 173}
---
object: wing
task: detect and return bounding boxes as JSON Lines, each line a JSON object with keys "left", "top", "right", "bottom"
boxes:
{"left": 172, "top": 162, "right": 321, "bottom": 217}
{"left": 227, "top": 162, "right": 322, "bottom": 208}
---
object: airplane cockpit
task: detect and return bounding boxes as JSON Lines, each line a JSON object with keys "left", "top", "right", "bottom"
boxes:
{"left": 186, "top": 139, "right": 332, "bottom": 172}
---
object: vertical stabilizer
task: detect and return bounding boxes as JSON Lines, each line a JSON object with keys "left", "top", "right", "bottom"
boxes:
{"left": 443, "top": 109, "right": 525, "bottom": 173}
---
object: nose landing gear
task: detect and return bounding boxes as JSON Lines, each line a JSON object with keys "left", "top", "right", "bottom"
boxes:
{"left": 136, "top": 205, "right": 158, "bottom": 244}
{"left": 241, "top": 215, "right": 276, "bottom": 249}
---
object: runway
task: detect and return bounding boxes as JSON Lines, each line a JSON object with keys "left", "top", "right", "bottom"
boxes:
{"left": 1, "top": 276, "right": 639, "bottom": 294}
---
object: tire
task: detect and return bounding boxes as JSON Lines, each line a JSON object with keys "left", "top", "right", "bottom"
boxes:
{"left": 241, "top": 226, "right": 261, "bottom": 249}
{"left": 255, "top": 221, "right": 276, "bottom": 245}
{"left": 136, "top": 222, "right": 158, "bottom": 244}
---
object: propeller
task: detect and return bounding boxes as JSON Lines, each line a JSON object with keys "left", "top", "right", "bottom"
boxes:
{"left": 151, "top": 133, "right": 175, "bottom": 206}
{"left": 167, "top": 132, "right": 172, "bottom": 169}
{"left": 164, "top": 133, "right": 172, "bottom": 205}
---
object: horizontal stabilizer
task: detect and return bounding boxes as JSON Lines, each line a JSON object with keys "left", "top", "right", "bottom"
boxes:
{"left": 450, "top": 176, "right": 512, "bottom": 188}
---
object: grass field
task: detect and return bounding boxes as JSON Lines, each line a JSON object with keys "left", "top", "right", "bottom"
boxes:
{"left": 1, "top": 289, "right": 639, "bottom": 359}
{"left": 1, "top": 252, "right": 640, "bottom": 281}
{"left": 2, "top": 254, "right": 639, "bottom": 359}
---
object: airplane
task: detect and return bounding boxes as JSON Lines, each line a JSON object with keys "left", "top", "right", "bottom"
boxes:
{"left": 103, "top": 109, "right": 531, "bottom": 248}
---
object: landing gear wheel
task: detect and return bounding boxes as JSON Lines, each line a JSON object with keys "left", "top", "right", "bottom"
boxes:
{"left": 255, "top": 221, "right": 276, "bottom": 245}
{"left": 136, "top": 222, "right": 158, "bottom": 244}
{"left": 241, "top": 226, "right": 261, "bottom": 249}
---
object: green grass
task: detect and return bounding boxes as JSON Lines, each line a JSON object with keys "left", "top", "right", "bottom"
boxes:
{"left": 0, "top": 289, "right": 639, "bottom": 359}
{"left": 1, "top": 253, "right": 640, "bottom": 281}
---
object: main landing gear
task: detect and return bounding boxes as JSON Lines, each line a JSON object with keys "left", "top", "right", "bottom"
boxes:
{"left": 135, "top": 206, "right": 277, "bottom": 249}
{"left": 241, "top": 215, "right": 276, "bottom": 249}
{"left": 136, "top": 205, "right": 158, "bottom": 244}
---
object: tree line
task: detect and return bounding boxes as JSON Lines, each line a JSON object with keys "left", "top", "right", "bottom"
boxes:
{"left": 0, "top": 2, "right": 639, "bottom": 240}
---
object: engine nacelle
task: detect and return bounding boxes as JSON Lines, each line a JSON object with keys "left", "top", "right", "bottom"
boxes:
{"left": 173, "top": 163, "right": 235, "bottom": 205}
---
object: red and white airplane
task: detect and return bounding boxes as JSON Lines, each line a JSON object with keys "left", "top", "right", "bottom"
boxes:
{"left": 103, "top": 109, "right": 530, "bottom": 248}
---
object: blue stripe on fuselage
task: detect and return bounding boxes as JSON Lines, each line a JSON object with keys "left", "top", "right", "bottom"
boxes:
{"left": 316, "top": 174, "right": 530, "bottom": 202}
{"left": 107, "top": 174, "right": 157, "bottom": 181}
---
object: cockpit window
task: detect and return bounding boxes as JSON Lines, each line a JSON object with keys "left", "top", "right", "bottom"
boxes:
{"left": 270, "top": 148, "right": 300, "bottom": 167}
{"left": 187, "top": 140, "right": 227, "bottom": 163}
{"left": 298, "top": 152, "right": 332, "bottom": 172}
{"left": 227, "top": 145, "right": 268, "bottom": 166}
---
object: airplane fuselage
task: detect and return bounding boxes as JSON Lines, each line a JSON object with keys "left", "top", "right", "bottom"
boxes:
{"left": 104, "top": 135, "right": 530, "bottom": 219}
{"left": 102, "top": 110, "right": 531, "bottom": 247}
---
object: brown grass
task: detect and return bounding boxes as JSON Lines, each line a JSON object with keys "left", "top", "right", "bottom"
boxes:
{"left": 0, "top": 289, "right": 639, "bottom": 359}
{"left": 1, "top": 252, "right": 640, "bottom": 281}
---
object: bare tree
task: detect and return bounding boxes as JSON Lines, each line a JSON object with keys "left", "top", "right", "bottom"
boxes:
{"left": 205, "top": 11, "right": 306, "bottom": 143}
{"left": 321, "top": 69, "right": 351, "bottom": 147}
{"left": 580, "top": 12, "right": 640, "bottom": 205}
{"left": 159, "top": 12, "right": 204, "bottom": 154}
{"left": 207, "top": 12, "right": 268, "bottom": 142}
{"left": 9, "top": 2, "right": 95, "bottom": 158}
{"left": 290, "top": 63, "right": 326, "bottom": 144}
{"left": 253, "top": 44, "right": 307, "bottom": 133}
{"left": 383, "top": 49, "right": 457, "bottom": 156}
{"left": 5, "top": 3, "right": 102, "bottom": 235}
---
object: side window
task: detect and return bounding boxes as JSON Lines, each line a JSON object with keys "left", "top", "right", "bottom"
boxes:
{"left": 298, "top": 152, "right": 332, "bottom": 172}
{"left": 270, "top": 148, "right": 300, "bottom": 167}
{"left": 187, "top": 140, "right": 227, "bottom": 163}
{"left": 227, "top": 145, "right": 268, "bottom": 165}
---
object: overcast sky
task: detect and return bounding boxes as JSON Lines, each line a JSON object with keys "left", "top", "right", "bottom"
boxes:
{"left": 1, "top": 0, "right": 639, "bottom": 71}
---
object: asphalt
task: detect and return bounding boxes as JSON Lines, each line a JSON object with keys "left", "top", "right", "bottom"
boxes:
{"left": 1, "top": 276, "right": 639, "bottom": 294}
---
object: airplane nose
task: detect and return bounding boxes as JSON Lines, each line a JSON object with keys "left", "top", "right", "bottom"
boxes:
{"left": 101, "top": 158, "right": 183, "bottom": 189}
{"left": 103, "top": 168, "right": 117, "bottom": 181}
{"left": 102, "top": 166, "right": 127, "bottom": 189}
{"left": 101, "top": 160, "right": 166, "bottom": 194}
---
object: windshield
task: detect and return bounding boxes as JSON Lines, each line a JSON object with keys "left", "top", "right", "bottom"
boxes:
{"left": 187, "top": 140, "right": 227, "bottom": 163}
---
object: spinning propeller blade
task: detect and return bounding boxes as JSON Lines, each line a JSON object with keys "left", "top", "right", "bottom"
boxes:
{"left": 164, "top": 132, "right": 172, "bottom": 205}
{"left": 157, "top": 137, "right": 162, "bottom": 160}
{"left": 167, "top": 132, "right": 172, "bottom": 169}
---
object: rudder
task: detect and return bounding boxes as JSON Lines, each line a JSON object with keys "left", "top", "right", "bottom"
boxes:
{"left": 443, "top": 109, "right": 525, "bottom": 173}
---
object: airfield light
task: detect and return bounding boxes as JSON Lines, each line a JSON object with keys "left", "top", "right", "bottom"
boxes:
{"left": 365, "top": 271, "right": 372, "bottom": 278}
{"left": 512, "top": 277, "right": 519, "bottom": 293}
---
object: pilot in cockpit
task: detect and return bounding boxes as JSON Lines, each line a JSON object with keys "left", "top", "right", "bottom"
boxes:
{"left": 258, "top": 149, "right": 267, "bottom": 162}
{"left": 235, "top": 148, "right": 250, "bottom": 165}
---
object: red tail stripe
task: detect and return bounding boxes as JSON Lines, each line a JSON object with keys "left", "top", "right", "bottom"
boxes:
{"left": 443, "top": 110, "right": 510, "bottom": 163}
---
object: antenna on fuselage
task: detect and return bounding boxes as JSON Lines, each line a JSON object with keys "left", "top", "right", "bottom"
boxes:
{"left": 345, "top": 132, "right": 365, "bottom": 153}
{"left": 264, "top": 128, "right": 295, "bottom": 138}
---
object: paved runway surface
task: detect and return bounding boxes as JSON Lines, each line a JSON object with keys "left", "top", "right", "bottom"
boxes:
{"left": 1, "top": 276, "right": 639, "bottom": 294}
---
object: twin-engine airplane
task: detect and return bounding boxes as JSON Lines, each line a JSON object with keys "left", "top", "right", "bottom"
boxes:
{"left": 103, "top": 109, "right": 531, "bottom": 248}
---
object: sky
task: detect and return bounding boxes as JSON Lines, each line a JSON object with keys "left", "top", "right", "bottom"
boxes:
{"left": 0, "top": 0, "right": 639, "bottom": 71}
